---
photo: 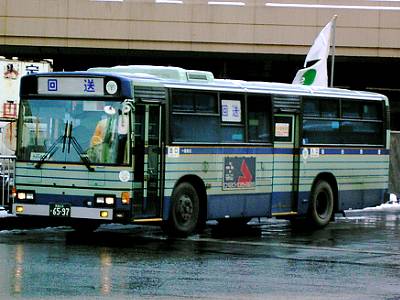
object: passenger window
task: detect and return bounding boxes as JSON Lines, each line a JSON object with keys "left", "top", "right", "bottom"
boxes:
{"left": 303, "top": 97, "right": 338, "bottom": 118}
{"left": 362, "top": 103, "right": 381, "bottom": 120}
{"left": 342, "top": 101, "right": 362, "bottom": 119}
{"left": 248, "top": 95, "right": 271, "bottom": 143}
{"left": 195, "top": 93, "right": 218, "bottom": 113}
{"left": 302, "top": 97, "right": 384, "bottom": 146}
{"left": 171, "top": 91, "right": 194, "bottom": 112}
{"left": 320, "top": 101, "right": 339, "bottom": 118}
{"left": 219, "top": 93, "right": 244, "bottom": 143}
{"left": 171, "top": 90, "right": 219, "bottom": 143}
{"left": 303, "top": 99, "right": 319, "bottom": 117}
{"left": 172, "top": 91, "right": 217, "bottom": 113}
{"left": 172, "top": 114, "right": 219, "bottom": 142}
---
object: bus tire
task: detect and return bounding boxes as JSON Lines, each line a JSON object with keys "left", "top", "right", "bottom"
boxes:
{"left": 167, "top": 182, "right": 200, "bottom": 237}
{"left": 308, "top": 180, "right": 334, "bottom": 228}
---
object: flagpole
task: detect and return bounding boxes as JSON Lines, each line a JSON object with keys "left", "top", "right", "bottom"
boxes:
{"left": 330, "top": 15, "right": 338, "bottom": 87}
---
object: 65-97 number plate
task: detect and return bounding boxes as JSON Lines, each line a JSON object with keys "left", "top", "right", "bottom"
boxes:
{"left": 49, "top": 203, "right": 71, "bottom": 217}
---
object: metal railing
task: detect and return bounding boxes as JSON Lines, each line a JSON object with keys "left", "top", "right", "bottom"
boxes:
{"left": 0, "top": 155, "right": 16, "bottom": 210}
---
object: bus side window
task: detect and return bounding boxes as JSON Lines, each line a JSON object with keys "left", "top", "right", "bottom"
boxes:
{"left": 247, "top": 95, "right": 271, "bottom": 143}
{"left": 302, "top": 97, "right": 341, "bottom": 144}
{"left": 171, "top": 90, "right": 219, "bottom": 143}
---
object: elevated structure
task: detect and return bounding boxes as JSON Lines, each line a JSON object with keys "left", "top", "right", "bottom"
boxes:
{"left": 1, "top": 0, "right": 400, "bottom": 58}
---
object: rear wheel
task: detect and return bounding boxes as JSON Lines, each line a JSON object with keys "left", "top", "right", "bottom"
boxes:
{"left": 308, "top": 180, "right": 334, "bottom": 228}
{"left": 166, "top": 182, "right": 200, "bottom": 237}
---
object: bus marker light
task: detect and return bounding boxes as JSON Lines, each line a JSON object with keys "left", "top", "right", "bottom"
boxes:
{"left": 105, "top": 197, "right": 115, "bottom": 205}
{"left": 16, "top": 206, "right": 24, "bottom": 213}
{"left": 105, "top": 80, "right": 118, "bottom": 95}
{"left": 100, "top": 211, "right": 109, "bottom": 218}
{"left": 121, "top": 192, "right": 130, "bottom": 205}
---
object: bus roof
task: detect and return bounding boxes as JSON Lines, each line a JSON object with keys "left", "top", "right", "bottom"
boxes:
{"left": 27, "top": 65, "right": 386, "bottom": 102}
{"left": 87, "top": 65, "right": 387, "bottom": 102}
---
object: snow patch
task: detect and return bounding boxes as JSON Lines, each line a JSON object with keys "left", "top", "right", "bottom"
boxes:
{"left": 0, "top": 206, "right": 14, "bottom": 218}
{"left": 363, "top": 202, "right": 400, "bottom": 212}
{"left": 0, "top": 206, "right": 8, "bottom": 218}
{"left": 345, "top": 194, "right": 400, "bottom": 212}
{"left": 362, "top": 194, "right": 400, "bottom": 212}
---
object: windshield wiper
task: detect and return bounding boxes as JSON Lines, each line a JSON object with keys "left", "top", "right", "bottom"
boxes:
{"left": 35, "top": 122, "right": 94, "bottom": 172}
{"left": 68, "top": 125, "right": 94, "bottom": 172}
{"left": 35, "top": 122, "right": 69, "bottom": 169}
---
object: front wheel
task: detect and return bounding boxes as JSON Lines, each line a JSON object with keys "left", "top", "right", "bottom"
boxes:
{"left": 308, "top": 180, "right": 334, "bottom": 228}
{"left": 166, "top": 182, "right": 200, "bottom": 237}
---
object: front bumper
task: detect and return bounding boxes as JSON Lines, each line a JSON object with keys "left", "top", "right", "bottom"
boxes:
{"left": 12, "top": 204, "right": 113, "bottom": 221}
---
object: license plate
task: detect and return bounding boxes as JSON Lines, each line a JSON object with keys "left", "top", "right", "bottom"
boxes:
{"left": 49, "top": 203, "right": 71, "bottom": 218}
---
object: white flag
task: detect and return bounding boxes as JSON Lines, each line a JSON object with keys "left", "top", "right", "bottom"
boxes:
{"left": 293, "top": 16, "right": 337, "bottom": 87}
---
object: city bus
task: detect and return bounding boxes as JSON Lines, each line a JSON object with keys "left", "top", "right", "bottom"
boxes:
{"left": 12, "top": 65, "right": 390, "bottom": 236}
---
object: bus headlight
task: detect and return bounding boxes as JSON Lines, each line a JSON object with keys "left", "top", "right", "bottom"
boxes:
{"left": 105, "top": 197, "right": 114, "bottom": 205}
{"left": 96, "top": 196, "right": 105, "bottom": 204}
{"left": 17, "top": 191, "right": 34, "bottom": 201}
{"left": 95, "top": 195, "right": 115, "bottom": 207}
{"left": 17, "top": 192, "right": 26, "bottom": 200}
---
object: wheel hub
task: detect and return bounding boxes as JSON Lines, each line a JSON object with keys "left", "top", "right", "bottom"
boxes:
{"left": 178, "top": 195, "right": 193, "bottom": 222}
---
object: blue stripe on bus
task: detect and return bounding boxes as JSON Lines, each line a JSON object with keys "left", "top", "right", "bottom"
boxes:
{"left": 321, "top": 148, "right": 389, "bottom": 155}
{"left": 171, "top": 147, "right": 275, "bottom": 155}
{"left": 166, "top": 147, "right": 388, "bottom": 156}
{"left": 304, "top": 161, "right": 388, "bottom": 164}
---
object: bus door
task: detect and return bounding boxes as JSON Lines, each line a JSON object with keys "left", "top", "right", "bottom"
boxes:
{"left": 133, "top": 104, "right": 164, "bottom": 219}
{"left": 271, "top": 114, "right": 300, "bottom": 216}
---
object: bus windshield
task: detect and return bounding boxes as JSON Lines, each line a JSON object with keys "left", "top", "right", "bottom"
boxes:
{"left": 17, "top": 98, "right": 130, "bottom": 165}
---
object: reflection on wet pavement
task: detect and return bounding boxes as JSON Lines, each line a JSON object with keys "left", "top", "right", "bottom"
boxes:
{"left": 0, "top": 210, "right": 400, "bottom": 299}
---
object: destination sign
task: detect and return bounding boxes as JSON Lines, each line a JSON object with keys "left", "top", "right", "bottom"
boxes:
{"left": 38, "top": 77, "right": 105, "bottom": 96}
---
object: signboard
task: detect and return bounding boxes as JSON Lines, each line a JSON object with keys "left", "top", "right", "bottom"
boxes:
{"left": 3, "top": 103, "right": 17, "bottom": 118}
{"left": 221, "top": 100, "right": 241, "bottom": 123}
{"left": 223, "top": 157, "right": 256, "bottom": 190}
{"left": 38, "top": 77, "right": 105, "bottom": 96}
{"left": 0, "top": 59, "right": 52, "bottom": 112}
{"left": 275, "top": 122, "right": 290, "bottom": 137}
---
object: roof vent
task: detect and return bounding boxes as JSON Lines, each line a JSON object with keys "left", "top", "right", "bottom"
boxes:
{"left": 186, "top": 70, "right": 214, "bottom": 82}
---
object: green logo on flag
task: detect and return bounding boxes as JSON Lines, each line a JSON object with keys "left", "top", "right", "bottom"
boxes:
{"left": 302, "top": 69, "right": 317, "bottom": 85}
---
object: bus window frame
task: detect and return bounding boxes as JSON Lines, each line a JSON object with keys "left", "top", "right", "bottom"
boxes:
{"left": 168, "top": 88, "right": 273, "bottom": 146}
{"left": 300, "top": 96, "right": 387, "bottom": 147}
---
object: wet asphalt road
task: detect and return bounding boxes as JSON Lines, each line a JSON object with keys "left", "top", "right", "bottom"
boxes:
{"left": 1, "top": 208, "right": 400, "bottom": 300}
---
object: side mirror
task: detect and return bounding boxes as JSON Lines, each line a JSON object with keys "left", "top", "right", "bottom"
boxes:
{"left": 118, "top": 105, "right": 130, "bottom": 135}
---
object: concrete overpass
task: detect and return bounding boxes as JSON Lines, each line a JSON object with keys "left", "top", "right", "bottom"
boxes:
{"left": 2, "top": 0, "right": 400, "bottom": 57}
